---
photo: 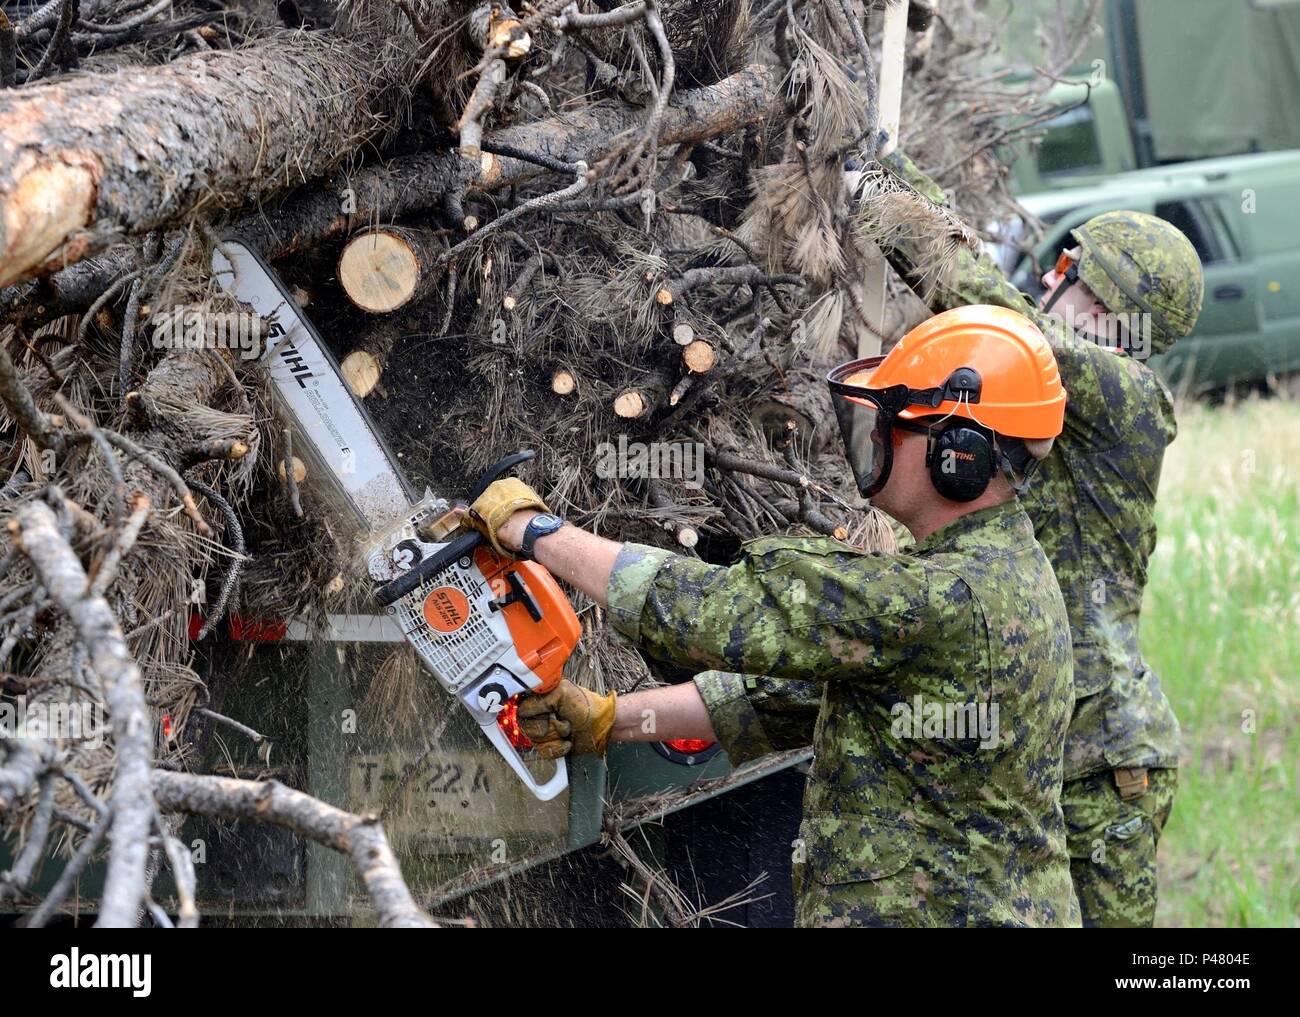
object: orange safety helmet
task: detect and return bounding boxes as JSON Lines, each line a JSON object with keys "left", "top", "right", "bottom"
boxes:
{"left": 827, "top": 305, "right": 1066, "bottom": 498}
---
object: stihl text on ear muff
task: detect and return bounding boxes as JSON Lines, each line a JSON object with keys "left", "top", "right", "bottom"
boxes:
{"left": 927, "top": 422, "right": 997, "bottom": 503}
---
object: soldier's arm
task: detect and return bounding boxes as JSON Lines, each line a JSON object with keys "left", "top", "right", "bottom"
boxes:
{"left": 602, "top": 538, "right": 924, "bottom": 682}
{"left": 691, "top": 672, "right": 821, "bottom": 764}
{"left": 497, "top": 513, "right": 918, "bottom": 693}
{"left": 878, "top": 149, "right": 1044, "bottom": 316}
{"left": 607, "top": 672, "right": 821, "bottom": 762}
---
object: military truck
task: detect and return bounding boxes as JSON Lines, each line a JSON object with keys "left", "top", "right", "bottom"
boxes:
{"left": 2, "top": 250, "right": 815, "bottom": 929}
{"left": 1007, "top": 0, "right": 1300, "bottom": 194}
{"left": 991, "top": 151, "right": 1300, "bottom": 394}
{"left": 175, "top": 634, "right": 810, "bottom": 927}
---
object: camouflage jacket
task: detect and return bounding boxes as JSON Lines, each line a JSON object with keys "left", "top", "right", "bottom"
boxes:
{"left": 606, "top": 501, "right": 1079, "bottom": 927}
{"left": 874, "top": 150, "right": 1181, "bottom": 780}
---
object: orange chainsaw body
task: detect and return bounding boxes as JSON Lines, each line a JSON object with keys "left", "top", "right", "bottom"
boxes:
{"left": 472, "top": 546, "right": 579, "bottom": 694}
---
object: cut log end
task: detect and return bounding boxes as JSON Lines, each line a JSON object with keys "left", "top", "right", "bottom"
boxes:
{"left": 277, "top": 456, "right": 307, "bottom": 485}
{"left": 676, "top": 526, "right": 699, "bottom": 549}
{"left": 682, "top": 340, "right": 717, "bottom": 374}
{"left": 338, "top": 231, "right": 425, "bottom": 314}
{"left": 671, "top": 322, "right": 695, "bottom": 346}
{"left": 488, "top": 20, "right": 532, "bottom": 59}
{"left": 342, "top": 350, "right": 383, "bottom": 398}
{"left": 655, "top": 287, "right": 674, "bottom": 306}
{"left": 613, "top": 390, "right": 648, "bottom": 419}
{"left": 0, "top": 161, "right": 99, "bottom": 288}
{"left": 551, "top": 369, "right": 576, "bottom": 396}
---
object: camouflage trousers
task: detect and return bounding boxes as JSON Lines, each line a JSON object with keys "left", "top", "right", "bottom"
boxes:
{"left": 1062, "top": 767, "right": 1178, "bottom": 927}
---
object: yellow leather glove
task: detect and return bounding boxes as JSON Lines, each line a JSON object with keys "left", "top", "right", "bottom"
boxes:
{"left": 466, "top": 477, "right": 549, "bottom": 556}
{"left": 518, "top": 680, "right": 617, "bottom": 759}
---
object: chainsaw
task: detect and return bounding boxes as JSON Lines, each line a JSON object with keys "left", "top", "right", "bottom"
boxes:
{"left": 211, "top": 238, "right": 578, "bottom": 801}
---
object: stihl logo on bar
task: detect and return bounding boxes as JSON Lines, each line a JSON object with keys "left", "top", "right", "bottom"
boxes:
{"left": 267, "top": 322, "right": 317, "bottom": 390}
{"left": 49, "top": 948, "right": 152, "bottom": 997}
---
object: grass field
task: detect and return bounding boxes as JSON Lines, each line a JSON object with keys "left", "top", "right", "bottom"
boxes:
{"left": 1146, "top": 396, "right": 1300, "bottom": 927}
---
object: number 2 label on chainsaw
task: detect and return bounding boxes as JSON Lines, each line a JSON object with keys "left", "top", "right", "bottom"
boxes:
{"left": 477, "top": 682, "right": 510, "bottom": 715}
{"left": 423, "top": 587, "right": 470, "bottom": 633}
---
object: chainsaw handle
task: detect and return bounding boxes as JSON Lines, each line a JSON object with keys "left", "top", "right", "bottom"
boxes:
{"left": 374, "top": 451, "right": 537, "bottom": 607}
{"left": 374, "top": 530, "right": 483, "bottom": 606}
{"left": 468, "top": 449, "right": 536, "bottom": 501}
{"left": 482, "top": 715, "right": 568, "bottom": 802}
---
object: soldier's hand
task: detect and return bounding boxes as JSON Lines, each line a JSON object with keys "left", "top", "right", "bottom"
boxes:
{"left": 467, "top": 478, "right": 549, "bottom": 556}
{"left": 518, "top": 680, "right": 617, "bottom": 759}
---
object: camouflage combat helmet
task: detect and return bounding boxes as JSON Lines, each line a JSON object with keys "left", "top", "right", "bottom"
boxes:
{"left": 1070, "top": 211, "right": 1205, "bottom": 355}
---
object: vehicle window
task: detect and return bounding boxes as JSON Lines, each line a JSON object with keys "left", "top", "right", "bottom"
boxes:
{"left": 1200, "top": 200, "right": 1242, "bottom": 260}
{"left": 1154, "top": 200, "right": 1227, "bottom": 264}
{"left": 1037, "top": 106, "right": 1104, "bottom": 178}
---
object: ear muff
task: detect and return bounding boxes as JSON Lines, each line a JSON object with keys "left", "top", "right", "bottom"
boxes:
{"left": 927, "top": 423, "right": 996, "bottom": 502}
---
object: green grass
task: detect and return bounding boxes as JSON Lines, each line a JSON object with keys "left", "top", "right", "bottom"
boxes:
{"left": 1145, "top": 396, "right": 1300, "bottom": 927}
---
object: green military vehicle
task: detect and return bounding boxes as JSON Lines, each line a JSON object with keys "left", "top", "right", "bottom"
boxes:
{"left": 1008, "top": 0, "right": 1300, "bottom": 194}
{"left": 991, "top": 152, "right": 1300, "bottom": 394}
{"left": 992, "top": 0, "right": 1300, "bottom": 392}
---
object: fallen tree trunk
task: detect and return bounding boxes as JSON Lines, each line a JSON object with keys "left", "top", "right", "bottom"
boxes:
{"left": 749, "top": 369, "right": 839, "bottom": 457}
{"left": 2, "top": 64, "right": 777, "bottom": 326}
{"left": 0, "top": 27, "right": 413, "bottom": 287}
{"left": 483, "top": 63, "right": 775, "bottom": 186}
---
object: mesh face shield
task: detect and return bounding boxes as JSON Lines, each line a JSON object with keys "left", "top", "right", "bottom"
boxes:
{"left": 827, "top": 358, "right": 925, "bottom": 497}
{"left": 827, "top": 358, "right": 980, "bottom": 497}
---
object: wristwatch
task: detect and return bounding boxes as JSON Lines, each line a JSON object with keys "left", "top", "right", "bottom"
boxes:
{"left": 519, "top": 512, "right": 565, "bottom": 561}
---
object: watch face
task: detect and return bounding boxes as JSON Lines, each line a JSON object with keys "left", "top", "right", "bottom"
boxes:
{"left": 532, "top": 514, "right": 563, "bottom": 531}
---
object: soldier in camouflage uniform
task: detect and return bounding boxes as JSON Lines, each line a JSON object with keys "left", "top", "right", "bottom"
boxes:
{"left": 466, "top": 306, "right": 1081, "bottom": 927}
{"left": 687, "top": 156, "right": 1202, "bottom": 927}
{"left": 877, "top": 151, "right": 1201, "bottom": 927}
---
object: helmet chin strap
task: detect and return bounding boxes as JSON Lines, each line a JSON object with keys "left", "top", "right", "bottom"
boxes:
{"left": 1040, "top": 270, "right": 1077, "bottom": 317}
{"left": 1042, "top": 273, "right": 1126, "bottom": 352}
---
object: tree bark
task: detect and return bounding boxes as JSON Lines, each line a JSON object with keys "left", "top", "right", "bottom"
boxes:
{"left": 152, "top": 770, "right": 435, "bottom": 928}
{"left": 12, "top": 501, "right": 154, "bottom": 928}
{"left": 482, "top": 63, "right": 775, "bottom": 187}
{"left": 0, "top": 28, "right": 413, "bottom": 286}
{"left": 748, "top": 369, "right": 839, "bottom": 457}
{"left": 2, "top": 64, "right": 777, "bottom": 325}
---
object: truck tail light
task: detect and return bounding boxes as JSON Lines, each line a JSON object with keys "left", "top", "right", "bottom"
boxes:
{"left": 654, "top": 738, "right": 721, "bottom": 765}
{"left": 663, "top": 739, "right": 714, "bottom": 754}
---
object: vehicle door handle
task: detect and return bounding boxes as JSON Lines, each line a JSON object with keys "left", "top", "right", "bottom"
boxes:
{"left": 1213, "top": 285, "right": 1245, "bottom": 301}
